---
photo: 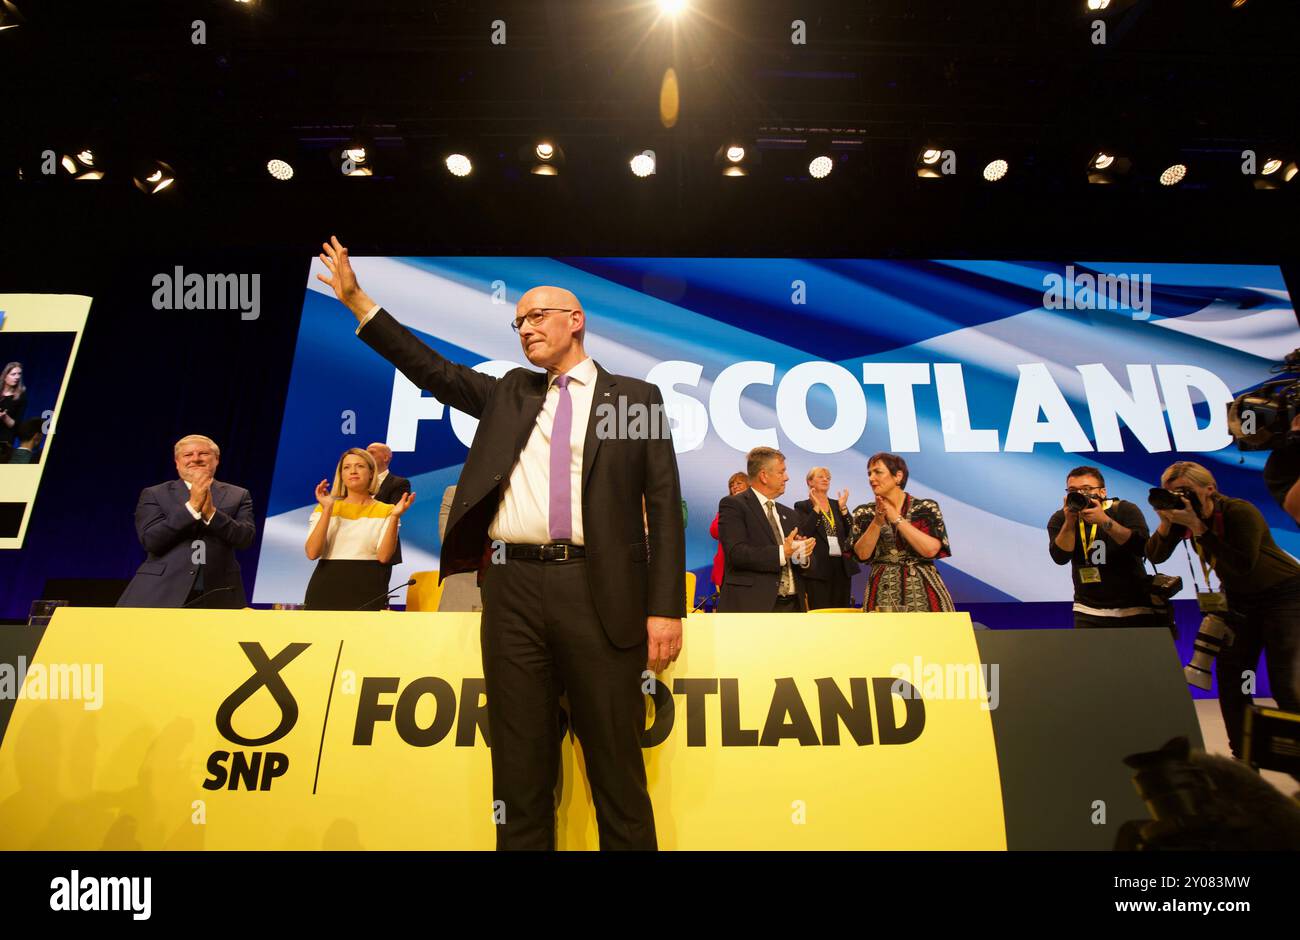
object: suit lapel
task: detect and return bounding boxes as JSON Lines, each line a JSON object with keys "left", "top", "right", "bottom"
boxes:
{"left": 581, "top": 364, "right": 617, "bottom": 489}
{"left": 512, "top": 370, "right": 548, "bottom": 459}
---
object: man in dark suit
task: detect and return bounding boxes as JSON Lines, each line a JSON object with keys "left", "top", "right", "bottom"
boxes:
{"left": 117, "top": 434, "right": 256, "bottom": 608}
{"left": 716, "top": 446, "right": 816, "bottom": 613}
{"left": 367, "top": 442, "right": 411, "bottom": 567}
{"left": 317, "top": 236, "right": 685, "bottom": 851}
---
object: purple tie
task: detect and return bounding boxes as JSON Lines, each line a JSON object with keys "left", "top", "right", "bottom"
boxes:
{"left": 549, "top": 374, "right": 573, "bottom": 541}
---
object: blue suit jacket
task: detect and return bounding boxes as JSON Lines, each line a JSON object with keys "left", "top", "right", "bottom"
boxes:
{"left": 117, "top": 479, "right": 256, "bottom": 608}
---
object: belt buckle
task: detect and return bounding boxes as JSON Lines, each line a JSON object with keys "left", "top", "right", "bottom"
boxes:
{"left": 546, "top": 544, "right": 569, "bottom": 562}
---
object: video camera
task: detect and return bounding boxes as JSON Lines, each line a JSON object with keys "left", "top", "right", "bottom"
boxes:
{"left": 1228, "top": 347, "right": 1300, "bottom": 451}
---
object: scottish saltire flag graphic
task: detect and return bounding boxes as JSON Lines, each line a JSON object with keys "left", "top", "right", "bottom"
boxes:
{"left": 253, "top": 258, "right": 1298, "bottom": 607}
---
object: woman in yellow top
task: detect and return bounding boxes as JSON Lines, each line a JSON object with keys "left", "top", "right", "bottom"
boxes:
{"left": 304, "top": 447, "right": 415, "bottom": 610}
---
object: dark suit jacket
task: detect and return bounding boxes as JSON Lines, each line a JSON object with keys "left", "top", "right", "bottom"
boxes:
{"left": 792, "top": 498, "right": 861, "bottom": 583}
{"left": 376, "top": 471, "right": 411, "bottom": 565}
{"left": 359, "top": 309, "right": 686, "bottom": 647}
{"left": 117, "top": 479, "right": 256, "bottom": 608}
{"left": 715, "top": 488, "right": 812, "bottom": 613}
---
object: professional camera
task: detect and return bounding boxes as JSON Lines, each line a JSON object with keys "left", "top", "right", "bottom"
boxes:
{"left": 1184, "top": 613, "right": 1234, "bottom": 690}
{"left": 1065, "top": 490, "right": 1095, "bottom": 512}
{"left": 1147, "top": 487, "right": 1192, "bottom": 512}
{"left": 1227, "top": 347, "right": 1300, "bottom": 451}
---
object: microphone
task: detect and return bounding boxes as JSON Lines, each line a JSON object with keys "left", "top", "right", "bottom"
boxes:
{"left": 183, "top": 586, "right": 235, "bottom": 608}
{"left": 692, "top": 590, "right": 719, "bottom": 614}
{"left": 354, "top": 578, "right": 417, "bottom": 611}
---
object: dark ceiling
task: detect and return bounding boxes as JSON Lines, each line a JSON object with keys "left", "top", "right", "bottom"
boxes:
{"left": 3, "top": 0, "right": 1298, "bottom": 261}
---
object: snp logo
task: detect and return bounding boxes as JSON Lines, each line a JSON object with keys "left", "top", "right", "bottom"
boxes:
{"left": 203, "top": 642, "right": 309, "bottom": 792}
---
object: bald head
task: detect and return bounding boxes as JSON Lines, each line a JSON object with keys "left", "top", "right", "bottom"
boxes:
{"left": 366, "top": 442, "right": 392, "bottom": 473}
{"left": 515, "top": 285, "right": 587, "bottom": 373}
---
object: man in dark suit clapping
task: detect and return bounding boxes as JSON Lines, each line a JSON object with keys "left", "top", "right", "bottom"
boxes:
{"left": 317, "top": 236, "right": 685, "bottom": 851}
{"left": 117, "top": 434, "right": 256, "bottom": 609}
{"left": 716, "top": 447, "right": 816, "bottom": 613}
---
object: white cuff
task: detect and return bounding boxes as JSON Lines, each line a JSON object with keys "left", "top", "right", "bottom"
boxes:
{"left": 185, "top": 501, "right": 202, "bottom": 521}
{"left": 355, "top": 304, "right": 382, "bottom": 335}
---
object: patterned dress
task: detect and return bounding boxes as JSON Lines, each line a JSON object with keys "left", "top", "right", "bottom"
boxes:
{"left": 850, "top": 494, "right": 955, "bottom": 612}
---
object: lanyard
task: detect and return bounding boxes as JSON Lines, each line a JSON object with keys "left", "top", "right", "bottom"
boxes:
{"left": 1183, "top": 505, "right": 1223, "bottom": 592}
{"left": 1076, "top": 499, "right": 1113, "bottom": 558}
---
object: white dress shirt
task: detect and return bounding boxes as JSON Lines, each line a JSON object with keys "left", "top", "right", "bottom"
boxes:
{"left": 489, "top": 356, "right": 596, "bottom": 545}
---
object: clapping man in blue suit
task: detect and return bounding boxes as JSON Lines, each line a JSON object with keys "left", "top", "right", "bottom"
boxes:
{"left": 117, "top": 434, "right": 256, "bottom": 608}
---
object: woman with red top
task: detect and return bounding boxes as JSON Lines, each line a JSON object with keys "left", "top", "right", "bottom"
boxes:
{"left": 850, "top": 452, "right": 954, "bottom": 613}
{"left": 710, "top": 472, "right": 749, "bottom": 597}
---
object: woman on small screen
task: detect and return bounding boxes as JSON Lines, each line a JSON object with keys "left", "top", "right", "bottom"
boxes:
{"left": 0, "top": 362, "right": 27, "bottom": 445}
{"left": 304, "top": 447, "right": 415, "bottom": 610}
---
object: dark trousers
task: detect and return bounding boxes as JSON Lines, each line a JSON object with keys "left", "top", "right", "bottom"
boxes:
{"left": 805, "top": 565, "right": 852, "bottom": 610}
{"left": 480, "top": 557, "right": 655, "bottom": 851}
{"left": 1218, "top": 580, "right": 1300, "bottom": 759}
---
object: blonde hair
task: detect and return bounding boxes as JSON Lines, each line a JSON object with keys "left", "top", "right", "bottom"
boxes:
{"left": 174, "top": 434, "right": 220, "bottom": 460}
{"left": 806, "top": 466, "right": 830, "bottom": 486}
{"left": 726, "top": 471, "right": 748, "bottom": 492}
{"left": 1161, "top": 461, "right": 1218, "bottom": 491}
{"left": 332, "top": 448, "right": 379, "bottom": 498}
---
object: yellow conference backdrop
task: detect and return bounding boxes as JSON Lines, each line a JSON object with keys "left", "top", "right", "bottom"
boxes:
{"left": 0, "top": 609, "right": 1006, "bottom": 850}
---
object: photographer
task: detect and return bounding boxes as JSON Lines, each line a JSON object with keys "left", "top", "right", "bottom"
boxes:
{"left": 1047, "top": 466, "right": 1160, "bottom": 629}
{"left": 1146, "top": 461, "right": 1300, "bottom": 760}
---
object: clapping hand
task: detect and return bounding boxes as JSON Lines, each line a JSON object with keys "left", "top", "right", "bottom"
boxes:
{"left": 314, "top": 479, "right": 335, "bottom": 510}
{"left": 390, "top": 491, "right": 416, "bottom": 518}
{"left": 837, "top": 488, "right": 849, "bottom": 513}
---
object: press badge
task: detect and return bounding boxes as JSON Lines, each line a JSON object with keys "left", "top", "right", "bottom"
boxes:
{"left": 827, "top": 536, "right": 842, "bottom": 557}
{"left": 1196, "top": 591, "right": 1228, "bottom": 614}
{"left": 1078, "top": 567, "right": 1102, "bottom": 584}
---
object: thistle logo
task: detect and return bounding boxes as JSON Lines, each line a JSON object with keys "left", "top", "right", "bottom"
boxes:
{"left": 203, "top": 642, "right": 310, "bottom": 792}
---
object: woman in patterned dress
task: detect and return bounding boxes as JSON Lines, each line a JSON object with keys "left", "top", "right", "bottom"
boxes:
{"left": 850, "top": 452, "right": 954, "bottom": 612}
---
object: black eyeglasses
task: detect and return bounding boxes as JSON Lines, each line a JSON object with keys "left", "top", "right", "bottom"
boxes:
{"left": 511, "top": 307, "right": 578, "bottom": 332}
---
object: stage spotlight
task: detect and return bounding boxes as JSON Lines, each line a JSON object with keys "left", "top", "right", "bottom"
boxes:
{"left": 1158, "top": 163, "right": 1187, "bottom": 187}
{"left": 266, "top": 159, "right": 294, "bottom": 181}
{"left": 916, "top": 146, "right": 950, "bottom": 179}
{"left": 983, "top": 159, "right": 1009, "bottom": 182}
{"left": 630, "top": 151, "right": 656, "bottom": 177}
{"left": 808, "top": 155, "right": 833, "bottom": 179}
{"left": 1253, "top": 158, "right": 1297, "bottom": 190}
{"left": 0, "top": 1, "right": 26, "bottom": 31}
{"left": 659, "top": 0, "right": 687, "bottom": 15}
{"left": 714, "top": 142, "right": 755, "bottom": 177}
{"left": 1087, "top": 150, "right": 1132, "bottom": 184}
{"left": 525, "top": 140, "right": 565, "bottom": 176}
{"left": 60, "top": 150, "right": 103, "bottom": 181}
{"left": 445, "top": 153, "right": 473, "bottom": 177}
{"left": 133, "top": 160, "right": 176, "bottom": 195}
{"left": 1087, "top": 0, "right": 1110, "bottom": 10}
{"left": 339, "top": 145, "right": 373, "bottom": 177}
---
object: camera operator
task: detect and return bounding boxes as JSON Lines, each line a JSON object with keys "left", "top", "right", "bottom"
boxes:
{"left": 1262, "top": 414, "right": 1300, "bottom": 525}
{"left": 1146, "top": 461, "right": 1300, "bottom": 761}
{"left": 1048, "top": 466, "right": 1160, "bottom": 629}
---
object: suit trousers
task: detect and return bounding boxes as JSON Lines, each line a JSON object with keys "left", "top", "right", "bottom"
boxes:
{"left": 480, "top": 556, "right": 655, "bottom": 850}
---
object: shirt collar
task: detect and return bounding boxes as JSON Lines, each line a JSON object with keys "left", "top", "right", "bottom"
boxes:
{"left": 549, "top": 357, "right": 596, "bottom": 390}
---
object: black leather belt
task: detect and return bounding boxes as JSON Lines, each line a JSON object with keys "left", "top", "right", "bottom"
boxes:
{"left": 505, "top": 543, "right": 586, "bottom": 562}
